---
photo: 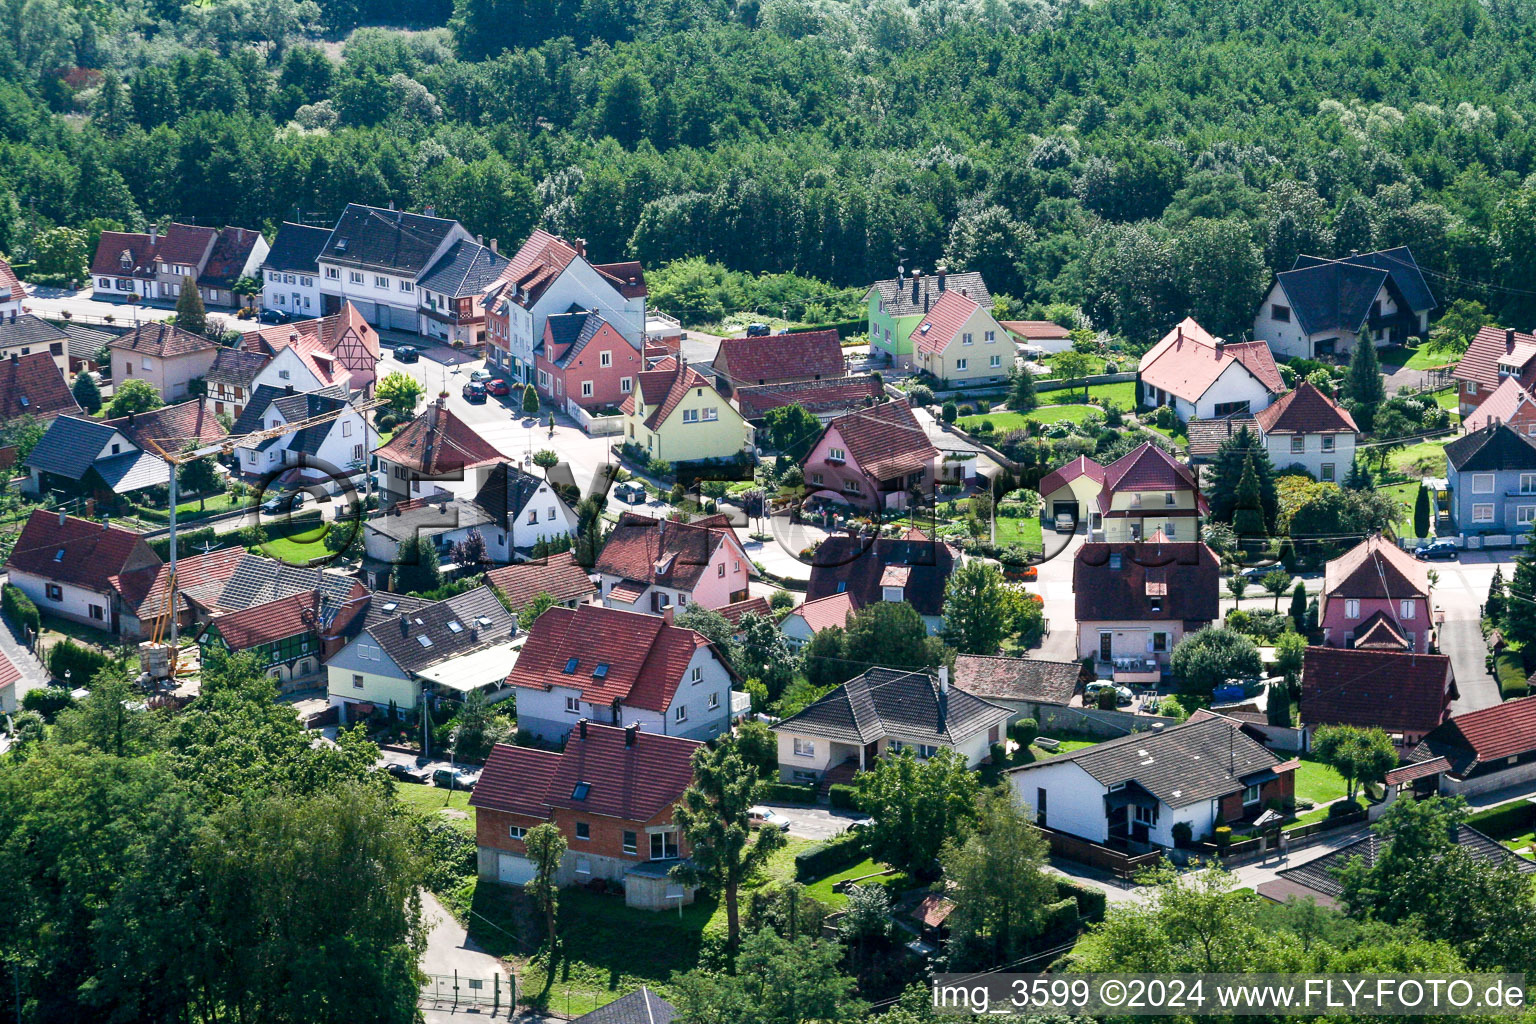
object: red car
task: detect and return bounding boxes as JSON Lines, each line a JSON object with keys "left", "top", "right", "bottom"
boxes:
{"left": 484, "top": 377, "right": 511, "bottom": 397}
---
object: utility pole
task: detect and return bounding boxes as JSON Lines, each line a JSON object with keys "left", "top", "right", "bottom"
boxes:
{"left": 167, "top": 460, "right": 178, "bottom": 646}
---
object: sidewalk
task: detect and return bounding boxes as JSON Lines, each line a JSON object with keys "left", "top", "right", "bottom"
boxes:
{"left": 0, "top": 572, "right": 52, "bottom": 704}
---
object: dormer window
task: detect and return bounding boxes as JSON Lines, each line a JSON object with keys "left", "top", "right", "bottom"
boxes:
{"left": 882, "top": 586, "right": 902, "bottom": 602}
{"left": 1109, "top": 553, "right": 1122, "bottom": 569}
{"left": 53, "top": 548, "right": 64, "bottom": 561}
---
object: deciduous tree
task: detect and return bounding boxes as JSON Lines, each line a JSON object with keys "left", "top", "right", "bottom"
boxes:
{"left": 856, "top": 747, "right": 977, "bottom": 880}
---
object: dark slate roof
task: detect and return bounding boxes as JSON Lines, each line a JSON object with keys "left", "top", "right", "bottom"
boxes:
{"left": 271, "top": 387, "right": 350, "bottom": 454}
{"left": 542, "top": 307, "right": 613, "bottom": 368}
{"left": 366, "top": 494, "right": 495, "bottom": 544}
{"left": 473, "top": 462, "right": 548, "bottom": 529}
{"left": 25, "top": 415, "right": 121, "bottom": 479}
{"left": 952, "top": 655, "right": 1080, "bottom": 706}
{"left": 232, "top": 384, "right": 287, "bottom": 435}
{"left": 321, "top": 204, "right": 462, "bottom": 276}
{"left": 57, "top": 322, "right": 114, "bottom": 363}
{"left": 0, "top": 313, "right": 69, "bottom": 351}
{"left": 805, "top": 534, "right": 957, "bottom": 618}
{"left": 772, "top": 667, "right": 1011, "bottom": 747}
{"left": 571, "top": 988, "right": 677, "bottom": 1024}
{"left": 1446, "top": 422, "right": 1536, "bottom": 474}
{"left": 364, "top": 585, "right": 516, "bottom": 675}
{"left": 1275, "top": 261, "right": 1390, "bottom": 336}
{"left": 865, "top": 271, "right": 991, "bottom": 319}
{"left": 205, "top": 346, "right": 271, "bottom": 389}
{"left": 1074, "top": 541, "right": 1220, "bottom": 624}
{"left": 1011, "top": 715, "right": 1283, "bottom": 808}
{"left": 418, "top": 239, "right": 508, "bottom": 297}
{"left": 1276, "top": 825, "right": 1534, "bottom": 903}
{"left": 1296, "top": 246, "right": 1436, "bottom": 315}
{"left": 262, "top": 222, "right": 331, "bottom": 275}
{"left": 1410, "top": 694, "right": 1536, "bottom": 775}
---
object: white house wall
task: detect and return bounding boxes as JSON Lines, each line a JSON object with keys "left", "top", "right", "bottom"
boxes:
{"left": 1009, "top": 759, "right": 1107, "bottom": 840}
{"left": 1192, "top": 361, "right": 1275, "bottom": 421}
{"left": 1263, "top": 431, "right": 1356, "bottom": 483}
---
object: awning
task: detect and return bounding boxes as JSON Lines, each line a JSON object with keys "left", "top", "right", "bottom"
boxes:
{"left": 415, "top": 642, "right": 521, "bottom": 693}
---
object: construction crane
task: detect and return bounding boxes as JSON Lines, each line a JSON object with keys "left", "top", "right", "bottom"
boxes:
{"left": 138, "top": 395, "right": 387, "bottom": 679}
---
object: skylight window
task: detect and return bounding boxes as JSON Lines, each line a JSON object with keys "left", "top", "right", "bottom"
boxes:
{"left": 563, "top": 657, "right": 579, "bottom": 674}
{"left": 53, "top": 548, "right": 64, "bottom": 561}
{"left": 382, "top": 602, "right": 398, "bottom": 612}
{"left": 476, "top": 616, "right": 492, "bottom": 627}
{"left": 447, "top": 621, "right": 463, "bottom": 633}
{"left": 593, "top": 663, "right": 609, "bottom": 679}
{"left": 417, "top": 635, "right": 433, "bottom": 648}
{"left": 571, "top": 782, "right": 590, "bottom": 801}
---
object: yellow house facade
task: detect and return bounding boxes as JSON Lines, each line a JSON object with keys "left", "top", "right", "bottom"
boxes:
{"left": 1094, "top": 442, "right": 1208, "bottom": 544}
{"left": 911, "top": 289, "right": 1012, "bottom": 386}
{"left": 623, "top": 357, "right": 752, "bottom": 463}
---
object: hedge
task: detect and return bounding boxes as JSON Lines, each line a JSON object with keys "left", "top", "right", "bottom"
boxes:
{"left": 46, "top": 639, "right": 109, "bottom": 685}
{"left": 1041, "top": 897, "right": 1080, "bottom": 937}
{"left": 1053, "top": 877, "right": 1108, "bottom": 923}
{"left": 793, "top": 832, "right": 866, "bottom": 882}
{"left": 1467, "top": 801, "right": 1536, "bottom": 840}
{"left": 2, "top": 583, "right": 39, "bottom": 635}
{"left": 827, "top": 783, "right": 859, "bottom": 810}
{"left": 759, "top": 781, "right": 816, "bottom": 805}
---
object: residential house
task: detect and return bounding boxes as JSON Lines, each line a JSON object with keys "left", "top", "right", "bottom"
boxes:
{"left": 804, "top": 532, "right": 958, "bottom": 634}
{"left": 56, "top": 322, "right": 114, "bottom": 374}
{"left": 733, "top": 375, "right": 885, "bottom": 425}
{"left": 0, "top": 256, "right": 24, "bottom": 317}
{"left": 4, "top": 510, "right": 161, "bottom": 632}
{"left": 204, "top": 346, "right": 271, "bottom": 418}
{"left": 196, "top": 226, "right": 268, "bottom": 309}
{"left": 1037, "top": 455, "right": 1107, "bottom": 532}
{"left": 316, "top": 203, "right": 473, "bottom": 331}
{"left": 910, "top": 290, "right": 1013, "bottom": 385}
{"left": 594, "top": 512, "right": 754, "bottom": 614}
{"left": 1074, "top": 539, "right": 1220, "bottom": 679}
{"left": 1254, "top": 247, "right": 1436, "bottom": 360}
{"left": 361, "top": 493, "right": 495, "bottom": 572}
{"left": 508, "top": 604, "right": 735, "bottom": 743}
{"left": 1409, "top": 694, "right": 1536, "bottom": 796}
{"left": 0, "top": 351, "right": 80, "bottom": 422}
{"left": 1186, "top": 417, "right": 1259, "bottom": 467}
{"left": 24, "top": 400, "right": 226, "bottom": 499}
{"left": 771, "top": 667, "right": 1011, "bottom": 788}
{"left": 1319, "top": 534, "right": 1434, "bottom": 653}
{"left": 1000, "top": 319, "right": 1072, "bottom": 354}
{"left": 1253, "top": 381, "right": 1359, "bottom": 483}
{"left": 1257, "top": 823, "right": 1534, "bottom": 909}
{"left": 568, "top": 989, "right": 676, "bottom": 1024}
{"left": 1445, "top": 423, "right": 1536, "bottom": 538}
{"left": 865, "top": 268, "right": 990, "bottom": 369}
{"left": 107, "top": 322, "right": 218, "bottom": 402}
{"left": 470, "top": 723, "right": 701, "bottom": 910}
{"left": 248, "top": 333, "right": 350, "bottom": 396}
{"left": 801, "top": 399, "right": 938, "bottom": 512}
{"left": 951, "top": 654, "right": 1081, "bottom": 725}
{"left": 1009, "top": 715, "right": 1297, "bottom": 848}
{"left": 1462, "top": 376, "right": 1536, "bottom": 435}
{"left": 535, "top": 306, "right": 643, "bottom": 412}
{"left": 373, "top": 399, "right": 507, "bottom": 504}
{"left": 0, "top": 314, "right": 72, "bottom": 378}
{"left": 260, "top": 221, "right": 331, "bottom": 317}
{"left": 483, "top": 551, "right": 596, "bottom": 617}
{"left": 1095, "top": 442, "right": 1207, "bottom": 543}
{"left": 778, "top": 591, "right": 855, "bottom": 649}
{"left": 620, "top": 356, "right": 751, "bottom": 464}
{"left": 713, "top": 329, "right": 845, "bottom": 395}
{"left": 1137, "top": 317, "right": 1283, "bottom": 422}
{"left": 325, "top": 585, "right": 520, "bottom": 724}
{"left": 0, "top": 647, "right": 19, "bottom": 714}
{"left": 1301, "top": 645, "right": 1455, "bottom": 749}
{"left": 231, "top": 384, "right": 367, "bottom": 486}
{"left": 417, "top": 238, "right": 508, "bottom": 346}
{"left": 470, "top": 461, "right": 580, "bottom": 556}
{"left": 197, "top": 584, "right": 369, "bottom": 687}
{"left": 246, "top": 300, "right": 379, "bottom": 390}
{"left": 716, "top": 595, "right": 771, "bottom": 633}
{"left": 1453, "top": 326, "right": 1536, "bottom": 416}
{"left": 90, "top": 223, "right": 217, "bottom": 303}
{"left": 484, "top": 230, "right": 648, "bottom": 383}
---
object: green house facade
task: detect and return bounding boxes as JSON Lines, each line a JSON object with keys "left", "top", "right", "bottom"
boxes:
{"left": 865, "top": 270, "right": 991, "bottom": 370}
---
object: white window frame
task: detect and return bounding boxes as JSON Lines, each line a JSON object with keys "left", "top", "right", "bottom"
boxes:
{"left": 1291, "top": 435, "right": 1305, "bottom": 454}
{"left": 793, "top": 738, "right": 815, "bottom": 757}
{"left": 508, "top": 825, "right": 526, "bottom": 840}
{"left": 955, "top": 358, "right": 968, "bottom": 371}
{"left": 600, "top": 351, "right": 612, "bottom": 368}
{"left": 1519, "top": 505, "right": 1536, "bottom": 525}
{"left": 1473, "top": 503, "right": 1495, "bottom": 523}
{"left": 674, "top": 704, "right": 688, "bottom": 723}
{"left": 620, "top": 377, "right": 633, "bottom": 393}
{"left": 1345, "top": 598, "right": 1360, "bottom": 618}
{"left": 1472, "top": 473, "right": 1496, "bottom": 494}
{"left": 1400, "top": 599, "right": 1416, "bottom": 620}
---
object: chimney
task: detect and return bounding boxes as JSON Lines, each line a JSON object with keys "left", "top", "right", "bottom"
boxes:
{"left": 936, "top": 667, "right": 948, "bottom": 732}
{"left": 399, "top": 615, "right": 409, "bottom": 635}
{"left": 285, "top": 384, "right": 294, "bottom": 394}
{"left": 1214, "top": 338, "right": 1225, "bottom": 356}
{"left": 236, "top": 227, "right": 244, "bottom": 243}
{"left": 101, "top": 516, "right": 109, "bottom": 531}
{"left": 490, "top": 238, "right": 498, "bottom": 254}
{"left": 924, "top": 293, "right": 930, "bottom": 313}
{"left": 939, "top": 665, "right": 949, "bottom": 694}
{"left": 662, "top": 604, "right": 674, "bottom": 626}
{"left": 575, "top": 238, "right": 587, "bottom": 257}
{"left": 477, "top": 234, "right": 483, "bottom": 245}
{"left": 388, "top": 200, "right": 395, "bottom": 211}
{"left": 149, "top": 225, "right": 158, "bottom": 245}
{"left": 579, "top": 717, "right": 588, "bottom": 739}
{"left": 937, "top": 266, "right": 947, "bottom": 292}
{"left": 911, "top": 270, "right": 920, "bottom": 306}
{"left": 127, "top": 411, "right": 136, "bottom": 426}
{"left": 6, "top": 352, "right": 13, "bottom": 363}
{"left": 424, "top": 205, "right": 436, "bottom": 218}
{"left": 1507, "top": 328, "right": 1516, "bottom": 353}
{"left": 58, "top": 508, "right": 67, "bottom": 527}
{"left": 625, "top": 723, "right": 639, "bottom": 747}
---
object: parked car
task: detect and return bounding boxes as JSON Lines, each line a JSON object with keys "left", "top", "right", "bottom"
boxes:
{"left": 485, "top": 377, "right": 510, "bottom": 396}
{"left": 469, "top": 368, "right": 493, "bottom": 383}
{"left": 432, "top": 767, "right": 478, "bottom": 790}
{"left": 1415, "top": 539, "right": 1459, "bottom": 561}
{"left": 1235, "top": 563, "right": 1281, "bottom": 581}
{"left": 395, "top": 345, "right": 420, "bottom": 363}
{"left": 748, "top": 806, "right": 791, "bottom": 831}
{"left": 258, "top": 308, "right": 291, "bottom": 324}
{"left": 1054, "top": 512, "right": 1076, "bottom": 532}
{"left": 385, "top": 762, "right": 429, "bottom": 784}
{"left": 613, "top": 480, "right": 647, "bottom": 505}
{"left": 462, "top": 381, "right": 487, "bottom": 402}
{"left": 745, "top": 323, "right": 771, "bottom": 337}
{"left": 1085, "top": 681, "right": 1134, "bottom": 706}
{"left": 259, "top": 491, "right": 310, "bottom": 515}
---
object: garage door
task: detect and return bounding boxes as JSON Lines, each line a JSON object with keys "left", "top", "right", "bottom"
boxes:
{"left": 1052, "top": 500, "right": 1079, "bottom": 519}
{"left": 498, "top": 853, "right": 535, "bottom": 885}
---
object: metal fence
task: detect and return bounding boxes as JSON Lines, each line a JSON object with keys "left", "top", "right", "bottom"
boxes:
{"left": 420, "top": 971, "right": 510, "bottom": 1012}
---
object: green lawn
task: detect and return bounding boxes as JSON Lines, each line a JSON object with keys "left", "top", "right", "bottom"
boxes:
{"left": 958, "top": 404, "right": 1105, "bottom": 432}
{"left": 395, "top": 782, "right": 476, "bottom": 835}
{"left": 256, "top": 525, "right": 329, "bottom": 565}
{"left": 993, "top": 514, "right": 1043, "bottom": 552}
{"left": 1375, "top": 482, "right": 1420, "bottom": 535}
{"left": 802, "top": 857, "right": 910, "bottom": 909}
{"left": 1389, "top": 438, "right": 1452, "bottom": 478}
{"left": 1432, "top": 389, "right": 1460, "bottom": 412}
{"left": 1142, "top": 420, "right": 1189, "bottom": 445}
{"left": 1500, "top": 830, "right": 1536, "bottom": 854}
{"left": 132, "top": 492, "right": 246, "bottom": 524}
{"left": 1392, "top": 344, "right": 1457, "bottom": 372}
{"left": 1293, "top": 756, "right": 1349, "bottom": 807}
{"left": 38, "top": 610, "right": 117, "bottom": 650}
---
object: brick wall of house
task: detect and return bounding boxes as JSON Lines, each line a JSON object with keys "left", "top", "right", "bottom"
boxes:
{"left": 1217, "top": 770, "right": 1295, "bottom": 822}
{"left": 476, "top": 803, "right": 689, "bottom": 877}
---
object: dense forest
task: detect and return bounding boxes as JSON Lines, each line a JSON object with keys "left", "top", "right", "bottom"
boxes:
{"left": 4, "top": 0, "right": 1536, "bottom": 338}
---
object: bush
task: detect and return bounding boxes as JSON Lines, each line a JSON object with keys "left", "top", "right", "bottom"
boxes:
{"left": 941, "top": 401, "right": 958, "bottom": 424}
{"left": 2, "top": 583, "right": 39, "bottom": 635}
{"left": 1052, "top": 878, "right": 1107, "bottom": 922}
{"left": 1213, "top": 825, "right": 1232, "bottom": 849}
{"left": 46, "top": 639, "right": 110, "bottom": 685}
{"left": 1171, "top": 821, "right": 1193, "bottom": 848}
{"left": 1041, "top": 897, "right": 1079, "bottom": 936}
{"left": 21, "top": 685, "right": 74, "bottom": 721}
{"left": 793, "top": 832, "right": 867, "bottom": 881}
{"left": 908, "top": 384, "right": 935, "bottom": 407}
{"left": 1466, "top": 801, "right": 1536, "bottom": 839}
{"left": 827, "top": 783, "right": 859, "bottom": 810}
{"left": 646, "top": 457, "right": 672, "bottom": 478}
{"left": 1328, "top": 798, "right": 1366, "bottom": 819}
{"left": 759, "top": 781, "right": 817, "bottom": 805}
{"left": 989, "top": 742, "right": 1007, "bottom": 765}
{"left": 1012, "top": 717, "right": 1038, "bottom": 747}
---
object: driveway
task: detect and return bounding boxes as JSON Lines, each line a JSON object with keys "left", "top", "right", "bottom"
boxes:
{"left": 418, "top": 889, "right": 513, "bottom": 1018}
{"left": 1429, "top": 550, "right": 1511, "bottom": 714}
{"left": 757, "top": 802, "right": 868, "bottom": 840}
{"left": 1034, "top": 526, "right": 1085, "bottom": 662}
{"left": 0, "top": 574, "right": 50, "bottom": 705}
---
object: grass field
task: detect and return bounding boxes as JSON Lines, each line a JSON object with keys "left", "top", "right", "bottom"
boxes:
{"left": 1389, "top": 437, "right": 1452, "bottom": 478}
{"left": 1382, "top": 344, "right": 1457, "bottom": 372}
{"left": 256, "top": 525, "right": 329, "bottom": 564}
{"left": 803, "top": 857, "right": 911, "bottom": 909}
{"left": 1432, "top": 389, "right": 1460, "bottom": 412}
{"left": 1376, "top": 482, "right": 1420, "bottom": 535}
{"left": 957, "top": 407, "right": 1104, "bottom": 432}
{"left": 992, "top": 514, "right": 1044, "bottom": 552}
{"left": 1292, "top": 756, "right": 1349, "bottom": 807}
{"left": 395, "top": 782, "right": 476, "bottom": 835}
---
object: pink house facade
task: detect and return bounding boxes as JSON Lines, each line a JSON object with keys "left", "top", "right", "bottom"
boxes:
{"left": 802, "top": 401, "right": 938, "bottom": 512}
{"left": 1319, "top": 534, "right": 1434, "bottom": 654}
{"left": 534, "top": 308, "right": 644, "bottom": 413}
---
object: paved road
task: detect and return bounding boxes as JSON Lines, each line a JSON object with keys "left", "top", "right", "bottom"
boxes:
{"left": 756, "top": 802, "right": 869, "bottom": 840}
{"left": 24, "top": 286, "right": 267, "bottom": 334}
{"left": 1430, "top": 551, "right": 1510, "bottom": 714}
{"left": 0, "top": 573, "right": 50, "bottom": 708}
{"left": 1035, "top": 526, "right": 1085, "bottom": 662}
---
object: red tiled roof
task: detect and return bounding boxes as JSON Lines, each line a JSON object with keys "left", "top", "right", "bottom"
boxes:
{"left": 1385, "top": 756, "right": 1449, "bottom": 785}
{"left": 592, "top": 260, "right": 648, "bottom": 299}
{"left": 1415, "top": 694, "right": 1536, "bottom": 770}
{"left": 90, "top": 223, "right": 217, "bottom": 279}
{"left": 507, "top": 604, "right": 724, "bottom": 713}
{"left": 1351, "top": 610, "right": 1411, "bottom": 651}
{"left": 594, "top": 512, "right": 746, "bottom": 593}
{"left": 5, "top": 510, "right": 160, "bottom": 594}
{"left": 1000, "top": 320, "right": 1070, "bottom": 341}
{"left": 110, "top": 545, "right": 246, "bottom": 620}
{"left": 786, "top": 592, "right": 855, "bottom": 633}
{"left": 1253, "top": 381, "right": 1358, "bottom": 435}
{"left": 250, "top": 301, "right": 380, "bottom": 370}
{"left": 805, "top": 536, "right": 958, "bottom": 618}
{"left": 108, "top": 322, "right": 217, "bottom": 358}
{"left": 208, "top": 592, "right": 318, "bottom": 651}
{"left": 717, "top": 596, "right": 771, "bottom": 626}
{"left": 622, "top": 357, "right": 721, "bottom": 431}
{"left": 496, "top": 230, "right": 581, "bottom": 309}
{"left": 107, "top": 398, "right": 227, "bottom": 455}
{"left": 813, "top": 399, "right": 937, "bottom": 481}
{"left": 0, "top": 352, "right": 79, "bottom": 419}
{"left": 1323, "top": 533, "right": 1429, "bottom": 600}
{"left": 716, "top": 330, "right": 844, "bottom": 386}
{"left": 1138, "top": 317, "right": 1283, "bottom": 402}
{"left": 912, "top": 894, "right": 956, "bottom": 928}
{"left": 1301, "top": 646, "right": 1453, "bottom": 736}
{"left": 483, "top": 551, "right": 595, "bottom": 612}
{"left": 1098, "top": 442, "right": 1207, "bottom": 514}
{"left": 1037, "top": 455, "right": 1106, "bottom": 496}
{"left": 734, "top": 375, "right": 883, "bottom": 420}
{"left": 472, "top": 724, "right": 699, "bottom": 823}
{"left": 0, "top": 256, "right": 23, "bottom": 301}
{"left": 197, "top": 226, "right": 263, "bottom": 289}
{"left": 911, "top": 290, "right": 982, "bottom": 356}
{"left": 1454, "top": 326, "right": 1536, "bottom": 392}
{"left": 1462, "top": 376, "right": 1536, "bottom": 433}
{"left": 374, "top": 403, "right": 505, "bottom": 475}
{"left": 0, "top": 645, "right": 20, "bottom": 693}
